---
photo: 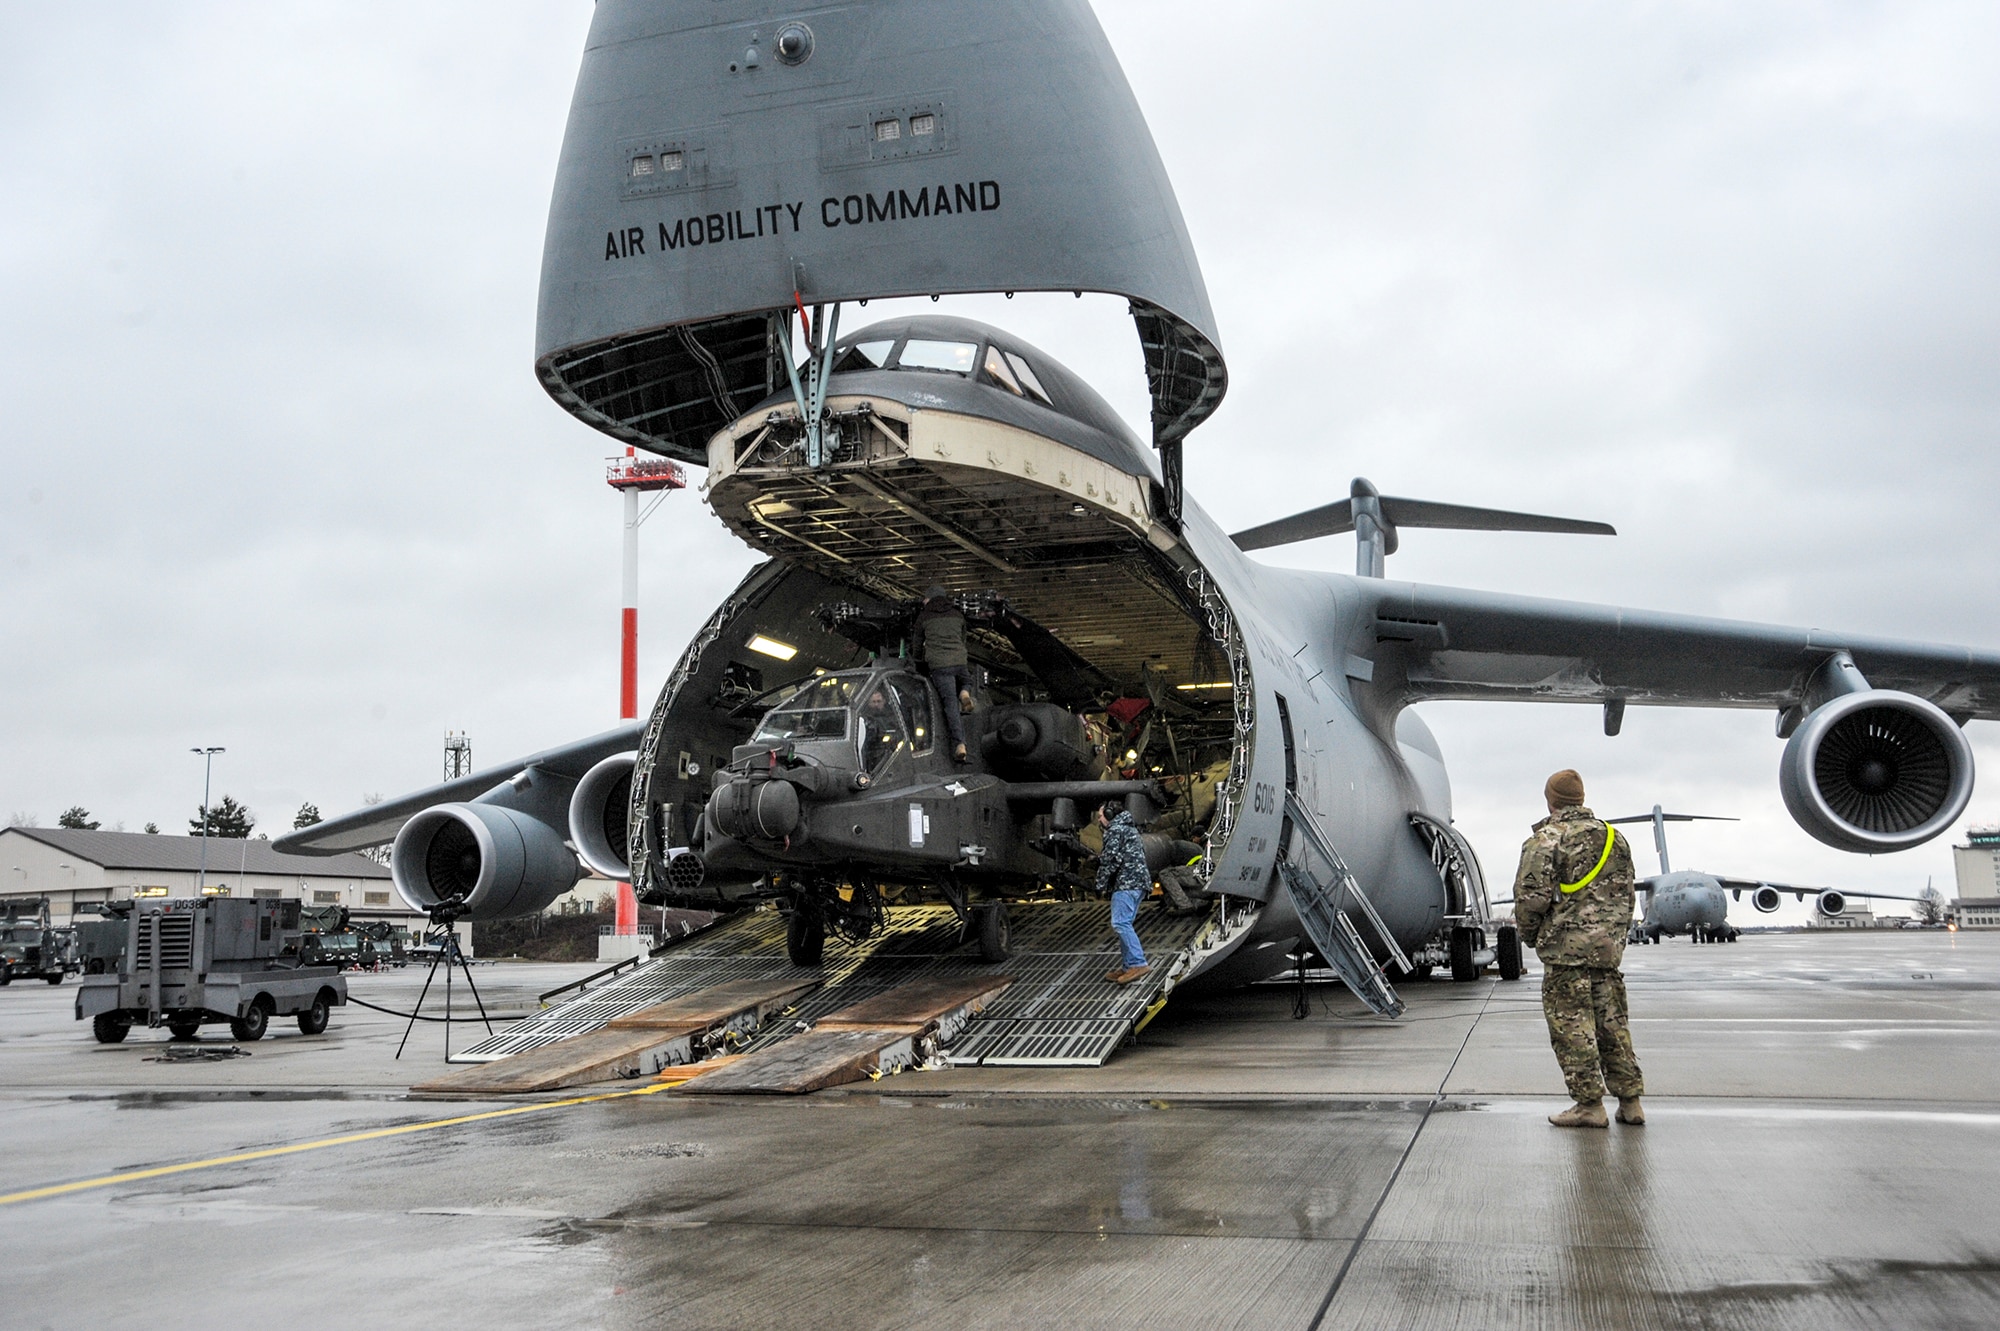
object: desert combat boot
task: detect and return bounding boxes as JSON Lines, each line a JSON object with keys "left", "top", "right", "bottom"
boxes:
{"left": 1616, "top": 1096, "right": 1646, "bottom": 1125}
{"left": 1549, "top": 1099, "right": 1610, "bottom": 1129}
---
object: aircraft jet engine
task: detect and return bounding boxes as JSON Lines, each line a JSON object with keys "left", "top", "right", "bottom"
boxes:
{"left": 1777, "top": 686, "right": 1974, "bottom": 853}
{"left": 568, "top": 752, "right": 639, "bottom": 881}
{"left": 390, "top": 803, "right": 581, "bottom": 921}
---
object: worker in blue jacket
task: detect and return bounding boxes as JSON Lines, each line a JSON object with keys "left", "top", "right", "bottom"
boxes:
{"left": 1095, "top": 801, "right": 1151, "bottom": 984}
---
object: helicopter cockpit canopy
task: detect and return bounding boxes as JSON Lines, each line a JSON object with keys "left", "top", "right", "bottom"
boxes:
{"left": 748, "top": 668, "right": 939, "bottom": 776}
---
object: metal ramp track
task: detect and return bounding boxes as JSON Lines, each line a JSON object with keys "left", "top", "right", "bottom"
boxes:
{"left": 1281, "top": 792, "right": 1406, "bottom": 1018}
{"left": 455, "top": 901, "right": 1220, "bottom": 1068}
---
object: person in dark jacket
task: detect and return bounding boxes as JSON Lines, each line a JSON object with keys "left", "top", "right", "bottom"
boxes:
{"left": 915, "top": 586, "right": 974, "bottom": 764}
{"left": 1095, "top": 801, "right": 1151, "bottom": 984}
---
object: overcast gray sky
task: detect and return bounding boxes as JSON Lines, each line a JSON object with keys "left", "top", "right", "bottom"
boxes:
{"left": 4, "top": 3, "right": 1997, "bottom": 922}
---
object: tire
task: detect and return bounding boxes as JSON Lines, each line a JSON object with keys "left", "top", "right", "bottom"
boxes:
{"left": 786, "top": 904, "right": 826, "bottom": 967}
{"left": 85, "top": 958, "right": 106, "bottom": 974}
{"left": 977, "top": 902, "right": 1011, "bottom": 962}
{"left": 45, "top": 972, "right": 64, "bottom": 985}
{"left": 0, "top": 968, "right": 11, "bottom": 986}
{"left": 229, "top": 1000, "right": 271, "bottom": 1043}
{"left": 1448, "top": 926, "right": 1478, "bottom": 982}
{"left": 1496, "top": 927, "right": 1523, "bottom": 981}
{"left": 92, "top": 1013, "right": 130, "bottom": 1044}
{"left": 168, "top": 1016, "right": 203, "bottom": 1040}
{"left": 297, "top": 994, "right": 331, "bottom": 1036}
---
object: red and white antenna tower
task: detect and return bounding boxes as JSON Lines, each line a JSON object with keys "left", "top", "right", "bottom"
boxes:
{"left": 604, "top": 448, "right": 686, "bottom": 940}
{"left": 606, "top": 448, "right": 687, "bottom": 720}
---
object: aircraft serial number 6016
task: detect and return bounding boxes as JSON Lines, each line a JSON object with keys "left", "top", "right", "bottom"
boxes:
{"left": 279, "top": 1, "right": 2000, "bottom": 1016}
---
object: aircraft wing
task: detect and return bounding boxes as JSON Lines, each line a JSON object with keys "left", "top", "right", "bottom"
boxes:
{"left": 1713, "top": 878, "right": 1937, "bottom": 905}
{"left": 1369, "top": 582, "right": 2000, "bottom": 719}
{"left": 273, "top": 723, "right": 644, "bottom": 855}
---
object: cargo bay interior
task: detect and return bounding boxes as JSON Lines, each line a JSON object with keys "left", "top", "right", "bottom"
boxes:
{"left": 624, "top": 318, "right": 1251, "bottom": 906}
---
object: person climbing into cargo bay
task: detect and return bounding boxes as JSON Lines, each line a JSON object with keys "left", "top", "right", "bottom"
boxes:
{"left": 1512, "top": 768, "right": 1646, "bottom": 1129}
{"left": 1096, "top": 800, "right": 1151, "bottom": 984}
{"left": 915, "top": 586, "right": 975, "bottom": 765}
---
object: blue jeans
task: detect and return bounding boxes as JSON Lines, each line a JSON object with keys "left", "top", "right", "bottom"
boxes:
{"left": 930, "top": 665, "right": 975, "bottom": 750}
{"left": 1110, "top": 889, "right": 1147, "bottom": 968}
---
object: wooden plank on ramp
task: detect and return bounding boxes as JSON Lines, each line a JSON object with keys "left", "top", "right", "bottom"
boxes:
{"left": 411, "top": 976, "right": 821, "bottom": 1095}
{"left": 680, "top": 974, "right": 1012, "bottom": 1096}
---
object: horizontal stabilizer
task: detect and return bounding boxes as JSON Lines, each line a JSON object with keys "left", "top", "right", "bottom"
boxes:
{"left": 1605, "top": 813, "right": 1739, "bottom": 825}
{"left": 1232, "top": 481, "right": 1615, "bottom": 554}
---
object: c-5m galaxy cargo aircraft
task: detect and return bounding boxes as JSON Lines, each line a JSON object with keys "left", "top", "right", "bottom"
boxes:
{"left": 1608, "top": 807, "right": 1940, "bottom": 945}
{"left": 279, "top": 0, "right": 2000, "bottom": 1019}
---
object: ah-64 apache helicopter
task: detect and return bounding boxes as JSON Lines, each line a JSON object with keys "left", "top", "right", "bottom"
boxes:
{"left": 280, "top": 0, "right": 2000, "bottom": 1017}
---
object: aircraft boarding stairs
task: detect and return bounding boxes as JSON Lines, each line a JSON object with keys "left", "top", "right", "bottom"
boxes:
{"left": 416, "top": 897, "right": 1245, "bottom": 1096}
{"left": 1278, "top": 792, "right": 1409, "bottom": 1019}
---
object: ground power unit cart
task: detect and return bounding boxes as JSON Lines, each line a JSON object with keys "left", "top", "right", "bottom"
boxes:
{"left": 75, "top": 897, "right": 348, "bottom": 1044}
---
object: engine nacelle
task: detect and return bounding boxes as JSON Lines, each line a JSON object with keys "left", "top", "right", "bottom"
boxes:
{"left": 1751, "top": 886, "right": 1783, "bottom": 914}
{"left": 1815, "top": 890, "right": 1848, "bottom": 917}
{"left": 1778, "top": 690, "right": 1974, "bottom": 853}
{"left": 391, "top": 803, "right": 581, "bottom": 920}
{"left": 568, "top": 752, "right": 636, "bottom": 881}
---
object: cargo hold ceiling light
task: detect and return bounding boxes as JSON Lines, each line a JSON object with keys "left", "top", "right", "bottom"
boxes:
{"left": 746, "top": 634, "right": 799, "bottom": 661}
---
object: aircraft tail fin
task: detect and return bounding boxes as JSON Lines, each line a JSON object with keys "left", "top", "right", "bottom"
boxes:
{"left": 1229, "top": 477, "right": 1614, "bottom": 576}
{"left": 1603, "top": 807, "right": 1739, "bottom": 877}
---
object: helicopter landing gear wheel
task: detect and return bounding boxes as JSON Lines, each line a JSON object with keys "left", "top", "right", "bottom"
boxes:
{"left": 976, "top": 902, "right": 1011, "bottom": 963}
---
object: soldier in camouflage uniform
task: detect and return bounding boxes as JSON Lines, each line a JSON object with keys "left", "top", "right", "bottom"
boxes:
{"left": 1095, "top": 801, "right": 1152, "bottom": 984}
{"left": 1513, "top": 769, "right": 1646, "bottom": 1129}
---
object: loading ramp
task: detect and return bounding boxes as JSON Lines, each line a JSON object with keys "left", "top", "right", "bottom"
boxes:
{"left": 445, "top": 899, "right": 1237, "bottom": 1088}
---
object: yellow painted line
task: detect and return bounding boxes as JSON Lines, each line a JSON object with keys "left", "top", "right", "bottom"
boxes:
{"left": 0, "top": 1081, "right": 679, "bottom": 1209}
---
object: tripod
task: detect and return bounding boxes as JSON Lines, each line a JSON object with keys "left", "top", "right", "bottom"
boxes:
{"left": 395, "top": 899, "right": 495, "bottom": 1061}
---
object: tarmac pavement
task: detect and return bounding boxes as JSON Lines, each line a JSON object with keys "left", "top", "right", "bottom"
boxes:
{"left": 1, "top": 930, "right": 1995, "bottom": 1329}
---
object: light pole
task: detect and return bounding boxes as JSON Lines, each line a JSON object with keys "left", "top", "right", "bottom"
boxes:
{"left": 190, "top": 746, "right": 224, "bottom": 892}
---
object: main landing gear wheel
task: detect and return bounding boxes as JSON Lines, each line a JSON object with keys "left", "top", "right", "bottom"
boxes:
{"left": 786, "top": 902, "right": 826, "bottom": 966}
{"left": 976, "top": 902, "right": 1012, "bottom": 963}
{"left": 1496, "top": 926, "right": 1523, "bottom": 981}
{"left": 91, "top": 1014, "right": 130, "bottom": 1044}
{"left": 1449, "top": 925, "right": 1481, "bottom": 982}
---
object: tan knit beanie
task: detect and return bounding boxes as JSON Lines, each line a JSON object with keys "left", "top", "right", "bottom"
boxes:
{"left": 1544, "top": 769, "right": 1586, "bottom": 807}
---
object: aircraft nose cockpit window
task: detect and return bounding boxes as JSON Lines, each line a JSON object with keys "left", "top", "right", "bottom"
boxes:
{"left": 982, "top": 345, "right": 1052, "bottom": 405}
{"left": 832, "top": 339, "right": 894, "bottom": 372}
{"left": 895, "top": 339, "right": 978, "bottom": 374}
{"left": 750, "top": 675, "right": 854, "bottom": 744}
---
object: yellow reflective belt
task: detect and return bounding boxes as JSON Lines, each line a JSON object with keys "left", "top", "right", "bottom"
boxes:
{"left": 1560, "top": 827, "right": 1617, "bottom": 895}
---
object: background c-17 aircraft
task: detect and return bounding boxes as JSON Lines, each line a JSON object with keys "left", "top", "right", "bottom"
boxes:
{"left": 275, "top": 0, "right": 2000, "bottom": 1019}
{"left": 1608, "top": 806, "right": 1944, "bottom": 945}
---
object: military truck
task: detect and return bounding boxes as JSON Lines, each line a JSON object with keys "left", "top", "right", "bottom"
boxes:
{"left": 74, "top": 897, "right": 347, "bottom": 1043}
{"left": 0, "top": 896, "right": 79, "bottom": 985}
